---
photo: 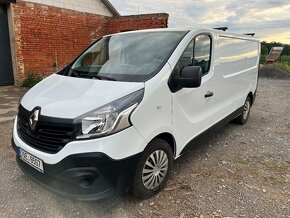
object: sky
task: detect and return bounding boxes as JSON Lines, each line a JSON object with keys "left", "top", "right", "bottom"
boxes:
{"left": 110, "top": 0, "right": 290, "bottom": 44}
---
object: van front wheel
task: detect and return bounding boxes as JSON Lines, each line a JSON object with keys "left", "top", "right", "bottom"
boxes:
{"left": 131, "top": 138, "right": 173, "bottom": 199}
{"left": 234, "top": 96, "right": 251, "bottom": 125}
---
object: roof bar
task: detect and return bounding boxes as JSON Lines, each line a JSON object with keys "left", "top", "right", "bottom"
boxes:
{"left": 213, "top": 27, "right": 228, "bottom": 31}
{"left": 244, "top": 33, "right": 255, "bottom": 37}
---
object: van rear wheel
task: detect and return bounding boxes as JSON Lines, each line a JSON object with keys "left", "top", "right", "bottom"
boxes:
{"left": 233, "top": 96, "right": 251, "bottom": 125}
{"left": 131, "top": 138, "right": 173, "bottom": 199}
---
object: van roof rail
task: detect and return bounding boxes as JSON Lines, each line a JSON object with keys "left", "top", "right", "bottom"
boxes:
{"left": 244, "top": 33, "right": 255, "bottom": 37}
{"left": 213, "top": 27, "right": 228, "bottom": 31}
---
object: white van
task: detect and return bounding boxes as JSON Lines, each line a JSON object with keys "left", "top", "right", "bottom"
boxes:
{"left": 12, "top": 28, "right": 260, "bottom": 200}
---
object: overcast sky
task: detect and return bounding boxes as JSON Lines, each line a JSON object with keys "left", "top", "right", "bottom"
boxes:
{"left": 110, "top": 0, "right": 290, "bottom": 44}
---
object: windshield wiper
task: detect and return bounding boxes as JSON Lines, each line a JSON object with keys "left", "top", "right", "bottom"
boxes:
{"left": 87, "top": 73, "right": 117, "bottom": 81}
{"left": 69, "top": 69, "right": 117, "bottom": 81}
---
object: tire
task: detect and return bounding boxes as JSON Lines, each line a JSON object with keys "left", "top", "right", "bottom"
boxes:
{"left": 233, "top": 96, "right": 251, "bottom": 125}
{"left": 131, "top": 138, "right": 173, "bottom": 199}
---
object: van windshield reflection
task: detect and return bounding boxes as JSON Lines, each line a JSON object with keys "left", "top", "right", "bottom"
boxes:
{"left": 68, "top": 31, "right": 187, "bottom": 82}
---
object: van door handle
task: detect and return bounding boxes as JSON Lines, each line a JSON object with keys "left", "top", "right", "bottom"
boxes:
{"left": 205, "top": 91, "right": 214, "bottom": 98}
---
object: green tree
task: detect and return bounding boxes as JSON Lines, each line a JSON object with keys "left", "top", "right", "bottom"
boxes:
{"left": 282, "top": 44, "right": 290, "bottom": 56}
{"left": 261, "top": 44, "right": 268, "bottom": 55}
{"left": 261, "top": 41, "right": 290, "bottom": 56}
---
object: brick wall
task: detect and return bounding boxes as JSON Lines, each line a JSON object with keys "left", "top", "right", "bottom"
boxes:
{"left": 12, "top": 1, "right": 107, "bottom": 81}
{"left": 106, "top": 13, "right": 169, "bottom": 34}
{"left": 11, "top": 2, "right": 168, "bottom": 84}
{"left": 24, "top": 0, "right": 114, "bottom": 17}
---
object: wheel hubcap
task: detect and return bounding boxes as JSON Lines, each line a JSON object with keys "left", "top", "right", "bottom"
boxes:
{"left": 243, "top": 101, "right": 250, "bottom": 120}
{"left": 142, "top": 150, "right": 169, "bottom": 190}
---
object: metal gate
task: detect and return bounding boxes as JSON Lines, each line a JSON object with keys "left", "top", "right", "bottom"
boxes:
{"left": 0, "top": 4, "right": 14, "bottom": 85}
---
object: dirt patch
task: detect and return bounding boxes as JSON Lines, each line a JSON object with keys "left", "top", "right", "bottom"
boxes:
{"left": 0, "top": 86, "right": 27, "bottom": 123}
{"left": 260, "top": 65, "right": 290, "bottom": 80}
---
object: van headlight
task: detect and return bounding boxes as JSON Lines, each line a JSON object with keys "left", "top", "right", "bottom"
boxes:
{"left": 76, "top": 89, "right": 144, "bottom": 139}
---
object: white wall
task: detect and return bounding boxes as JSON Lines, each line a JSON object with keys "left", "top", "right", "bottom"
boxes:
{"left": 24, "top": 0, "right": 114, "bottom": 17}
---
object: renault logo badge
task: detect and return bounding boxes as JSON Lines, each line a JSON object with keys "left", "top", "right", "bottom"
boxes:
{"left": 29, "top": 108, "right": 40, "bottom": 131}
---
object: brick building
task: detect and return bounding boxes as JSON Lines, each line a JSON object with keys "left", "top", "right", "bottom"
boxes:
{"left": 0, "top": 0, "right": 168, "bottom": 86}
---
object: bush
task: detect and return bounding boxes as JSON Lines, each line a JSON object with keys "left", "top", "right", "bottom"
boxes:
{"left": 22, "top": 72, "right": 43, "bottom": 88}
{"left": 273, "top": 63, "right": 290, "bottom": 74}
{"left": 260, "top": 55, "right": 266, "bottom": 64}
{"left": 273, "top": 55, "right": 290, "bottom": 74}
{"left": 261, "top": 45, "right": 268, "bottom": 56}
{"left": 280, "top": 55, "right": 290, "bottom": 65}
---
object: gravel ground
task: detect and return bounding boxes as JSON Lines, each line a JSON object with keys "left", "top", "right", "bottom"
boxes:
{"left": 0, "top": 67, "right": 289, "bottom": 217}
{"left": 260, "top": 65, "right": 290, "bottom": 80}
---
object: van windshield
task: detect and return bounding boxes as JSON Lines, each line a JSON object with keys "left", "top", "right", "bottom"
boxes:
{"left": 67, "top": 31, "right": 187, "bottom": 82}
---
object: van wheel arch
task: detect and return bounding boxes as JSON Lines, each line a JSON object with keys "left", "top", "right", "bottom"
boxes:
{"left": 248, "top": 92, "right": 253, "bottom": 105}
{"left": 148, "top": 133, "right": 176, "bottom": 158}
{"left": 131, "top": 138, "right": 173, "bottom": 199}
{"left": 233, "top": 96, "right": 252, "bottom": 125}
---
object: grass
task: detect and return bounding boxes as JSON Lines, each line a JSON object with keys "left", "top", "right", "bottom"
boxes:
{"left": 272, "top": 62, "right": 290, "bottom": 74}
{"left": 261, "top": 55, "right": 290, "bottom": 73}
{"left": 276, "top": 162, "right": 289, "bottom": 170}
{"left": 280, "top": 55, "right": 290, "bottom": 65}
{"left": 264, "top": 55, "right": 290, "bottom": 74}
{"left": 267, "top": 176, "right": 282, "bottom": 185}
{"left": 22, "top": 72, "right": 43, "bottom": 88}
{"left": 235, "top": 158, "right": 251, "bottom": 165}
{"left": 250, "top": 168, "right": 260, "bottom": 177}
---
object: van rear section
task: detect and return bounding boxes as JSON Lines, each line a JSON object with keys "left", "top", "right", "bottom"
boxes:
{"left": 215, "top": 36, "right": 260, "bottom": 112}
{"left": 168, "top": 29, "right": 260, "bottom": 156}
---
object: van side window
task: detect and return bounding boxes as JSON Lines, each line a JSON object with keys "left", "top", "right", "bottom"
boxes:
{"left": 193, "top": 35, "right": 211, "bottom": 74}
{"left": 175, "top": 34, "right": 211, "bottom": 76}
{"left": 176, "top": 40, "right": 194, "bottom": 73}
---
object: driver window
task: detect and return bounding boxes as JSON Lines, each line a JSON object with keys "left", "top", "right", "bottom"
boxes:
{"left": 175, "top": 40, "right": 194, "bottom": 74}
{"left": 193, "top": 35, "right": 211, "bottom": 74}
{"left": 175, "top": 34, "right": 211, "bottom": 76}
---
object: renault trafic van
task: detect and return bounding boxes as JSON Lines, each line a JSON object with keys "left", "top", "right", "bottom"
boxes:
{"left": 12, "top": 28, "right": 260, "bottom": 200}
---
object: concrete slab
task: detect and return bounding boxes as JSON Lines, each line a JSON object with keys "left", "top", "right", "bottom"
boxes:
{"left": 0, "top": 86, "right": 27, "bottom": 123}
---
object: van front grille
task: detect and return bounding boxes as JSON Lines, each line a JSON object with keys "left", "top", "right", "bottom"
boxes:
{"left": 17, "top": 105, "right": 75, "bottom": 154}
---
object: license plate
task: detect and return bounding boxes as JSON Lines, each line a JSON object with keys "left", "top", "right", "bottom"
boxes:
{"left": 19, "top": 148, "right": 44, "bottom": 173}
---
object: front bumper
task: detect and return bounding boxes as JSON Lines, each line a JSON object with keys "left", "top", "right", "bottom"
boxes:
{"left": 12, "top": 139, "right": 140, "bottom": 201}
{"left": 13, "top": 116, "right": 147, "bottom": 164}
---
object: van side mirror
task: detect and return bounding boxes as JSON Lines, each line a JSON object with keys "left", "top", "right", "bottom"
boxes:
{"left": 174, "top": 66, "right": 202, "bottom": 88}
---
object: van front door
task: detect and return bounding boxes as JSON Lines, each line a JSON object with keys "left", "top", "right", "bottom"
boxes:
{"left": 171, "top": 34, "right": 217, "bottom": 156}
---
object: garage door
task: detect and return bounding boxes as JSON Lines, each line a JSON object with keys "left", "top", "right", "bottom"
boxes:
{"left": 0, "top": 4, "right": 14, "bottom": 86}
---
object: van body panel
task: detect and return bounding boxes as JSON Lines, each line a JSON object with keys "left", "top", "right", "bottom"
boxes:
{"left": 21, "top": 74, "right": 144, "bottom": 119}
{"left": 167, "top": 30, "right": 260, "bottom": 157}
{"left": 170, "top": 31, "right": 219, "bottom": 156}
{"left": 130, "top": 63, "right": 173, "bottom": 146}
{"left": 215, "top": 36, "right": 259, "bottom": 111}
